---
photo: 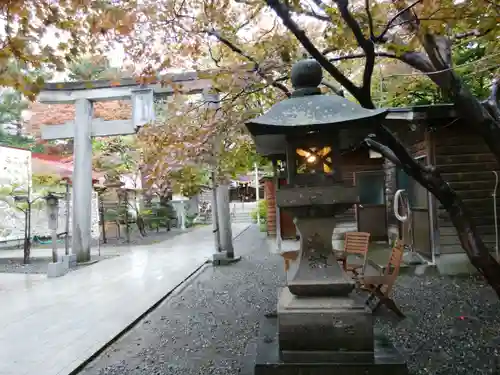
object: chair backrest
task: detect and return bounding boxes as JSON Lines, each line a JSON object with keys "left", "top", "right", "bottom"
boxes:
{"left": 383, "top": 240, "right": 404, "bottom": 295}
{"left": 343, "top": 232, "right": 371, "bottom": 255}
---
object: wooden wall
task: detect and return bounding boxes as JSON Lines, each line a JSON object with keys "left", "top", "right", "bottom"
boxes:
{"left": 433, "top": 124, "right": 499, "bottom": 254}
{"left": 332, "top": 149, "right": 385, "bottom": 238}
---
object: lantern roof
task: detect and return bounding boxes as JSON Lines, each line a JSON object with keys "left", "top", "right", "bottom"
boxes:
{"left": 245, "top": 59, "right": 387, "bottom": 137}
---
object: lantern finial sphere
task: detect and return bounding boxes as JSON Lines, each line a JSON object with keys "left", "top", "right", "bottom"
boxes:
{"left": 291, "top": 59, "right": 323, "bottom": 89}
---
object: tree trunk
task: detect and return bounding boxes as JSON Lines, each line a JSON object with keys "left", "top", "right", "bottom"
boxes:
{"left": 445, "top": 197, "right": 500, "bottom": 297}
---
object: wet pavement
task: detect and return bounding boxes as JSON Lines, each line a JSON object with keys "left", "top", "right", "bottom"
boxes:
{"left": 0, "top": 223, "right": 250, "bottom": 375}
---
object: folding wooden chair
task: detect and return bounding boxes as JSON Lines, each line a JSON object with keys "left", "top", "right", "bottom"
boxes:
{"left": 281, "top": 250, "right": 299, "bottom": 272}
{"left": 344, "top": 232, "right": 371, "bottom": 276}
{"left": 335, "top": 232, "right": 371, "bottom": 276}
{"left": 357, "top": 240, "right": 405, "bottom": 318}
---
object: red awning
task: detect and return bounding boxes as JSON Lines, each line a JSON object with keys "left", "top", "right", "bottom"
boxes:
{"left": 31, "top": 153, "right": 103, "bottom": 183}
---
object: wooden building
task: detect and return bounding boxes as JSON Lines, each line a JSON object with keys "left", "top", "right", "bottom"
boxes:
{"left": 264, "top": 104, "right": 499, "bottom": 268}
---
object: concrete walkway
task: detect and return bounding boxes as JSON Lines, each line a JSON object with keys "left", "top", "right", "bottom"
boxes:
{"left": 0, "top": 223, "right": 250, "bottom": 375}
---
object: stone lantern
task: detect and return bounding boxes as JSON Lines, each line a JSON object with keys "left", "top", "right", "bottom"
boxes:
{"left": 245, "top": 59, "right": 407, "bottom": 374}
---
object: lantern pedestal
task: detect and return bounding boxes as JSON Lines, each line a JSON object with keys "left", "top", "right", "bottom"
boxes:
{"left": 254, "top": 185, "right": 408, "bottom": 375}
{"left": 245, "top": 58, "right": 407, "bottom": 375}
{"left": 47, "top": 262, "right": 67, "bottom": 278}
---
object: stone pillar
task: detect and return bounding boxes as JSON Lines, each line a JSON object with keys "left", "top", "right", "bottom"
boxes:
{"left": 72, "top": 99, "right": 93, "bottom": 263}
{"left": 217, "top": 184, "right": 234, "bottom": 257}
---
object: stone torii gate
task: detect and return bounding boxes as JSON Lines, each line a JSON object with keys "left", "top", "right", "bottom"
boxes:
{"left": 37, "top": 69, "right": 238, "bottom": 263}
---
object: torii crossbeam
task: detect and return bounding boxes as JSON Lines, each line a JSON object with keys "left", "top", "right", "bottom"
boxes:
{"left": 38, "top": 66, "right": 255, "bottom": 262}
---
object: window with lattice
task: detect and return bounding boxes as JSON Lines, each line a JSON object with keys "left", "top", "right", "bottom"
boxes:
{"left": 295, "top": 146, "right": 333, "bottom": 174}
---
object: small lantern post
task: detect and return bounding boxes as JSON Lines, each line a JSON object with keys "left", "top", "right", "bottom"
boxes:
{"left": 246, "top": 59, "right": 407, "bottom": 374}
{"left": 45, "top": 192, "right": 67, "bottom": 277}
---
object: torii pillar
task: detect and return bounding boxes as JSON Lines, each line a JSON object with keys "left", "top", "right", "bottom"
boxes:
{"left": 40, "top": 89, "right": 154, "bottom": 263}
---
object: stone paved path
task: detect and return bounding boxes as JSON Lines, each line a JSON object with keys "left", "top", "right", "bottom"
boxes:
{"left": 0, "top": 223, "right": 250, "bottom": 375}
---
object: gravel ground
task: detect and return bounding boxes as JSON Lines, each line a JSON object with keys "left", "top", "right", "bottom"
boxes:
{"left": 80, "top": 226, "right": 500, "bottom": 375}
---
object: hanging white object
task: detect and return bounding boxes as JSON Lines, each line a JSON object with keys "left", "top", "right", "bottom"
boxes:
{"left": 394, "top": 189, "right": 409, "bottom": 222}
{"left": 131, "top": 88, "right": 155, "bottom": 128}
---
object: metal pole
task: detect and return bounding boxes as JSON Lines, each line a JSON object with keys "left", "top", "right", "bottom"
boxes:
{"left": 254, "top": 162, "right": 260, "bottom": 225}
{"left": 125, "top": 190, "right": 130, "bottom": 243}
{"left": 211, "top": 170, "right": 221, "bottom": 252}
{"left": 99, "top": 192, "right": 106, "bottom": 244}
{"left": 65, "top": 183, "right": 70, "bottom": 255}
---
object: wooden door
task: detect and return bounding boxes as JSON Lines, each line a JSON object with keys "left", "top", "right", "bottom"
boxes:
{"left": 356, "top": 171, "right": 388, "bottom": 242}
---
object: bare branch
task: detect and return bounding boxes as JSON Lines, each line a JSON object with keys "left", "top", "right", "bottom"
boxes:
{"left": 292, "top": 7, "right": 331, "bottom": 22}
{"left": 364, "top": 0, "right": 375, "bottom": 40}
{"left": 265, "top": 0, "right": 361, "bottom": 100}
{"left": 321, "top": 80, "right": 344, "bottom": 96}
{"left": 333, "top": 0, "right": 375, "bottom": 100}
{"left": 378, "top": 0, "right": 423, "bottom": 42}
{"left": 453, "top": 28, "right": 494, "bottom": 41}
{"left": 327, "top": 51, "right": 397, "bottom": 62}
{"left": 206, "top": 29, "right": 291, "bottom": 97}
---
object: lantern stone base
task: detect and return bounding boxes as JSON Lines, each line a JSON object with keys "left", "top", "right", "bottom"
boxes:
{"left": 253, "top": 288, "right": 408, "bottom": 375}
{"left": 47, "top": 262, "right": 67, "bottom": 278}
{"left": 278, "top": 288, "right": 373, "bottom": 353}
{"left": 58, "top": 254, "right": 77, "bottom": 269}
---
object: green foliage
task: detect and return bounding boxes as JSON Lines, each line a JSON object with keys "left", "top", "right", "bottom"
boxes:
{"left": 373, "top": 41, "right": 497, "bottom": 107}
{"left": 93, "top": 136, "right": 140, "bottom": 185}
{"left": 32, "top": 173, "right": 63, "bottom": 188}
{"left": 169, "top": 166, "right": 210, "bottom": 197}
{"left": 251, "top": 199, "right": 267, "bottom": 224}
{"left": 68, "top": 56, "right": 111, "bottom": 81}
{"left": 0, "top": 129, "right": 44, "bottom": 151}
{"left": 0, "top": 90, "right": 28, "bottom": 125}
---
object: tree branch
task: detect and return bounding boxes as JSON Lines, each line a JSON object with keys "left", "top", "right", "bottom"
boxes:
{"left": 327, "top": 51, "right": 397, "bottom": 62}
{"left": 364, "top": 0, "right": 375, "bottom": 40}
{"left": 321, "top": 80, "right": 344, "bottom": 96}
{"left": 333, "top": 0, "right": 375, "bottom": 102}
{"left": 364, "top": 137, "right": 402, "bottom": 166}
{"left": 265, "top": 0, "right": 361, "bottom": 100}
{"left": 292, "top": 7, "right": 331, "bottom": 22}
{"left": 485, "top": 77, "right": 500, "bottom": 121}
{"left": 206, "top": 29, "right": 291, "bottom": 97}
{"left": 453, "top": 28, "right": 494, "bottom": 41}
{"left": 378, "top": 0, "right": 423, "bottom": 42}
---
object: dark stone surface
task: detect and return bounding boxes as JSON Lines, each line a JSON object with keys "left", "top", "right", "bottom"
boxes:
{"left": 255, "top": 316, "right": 408, "bottom": 375}
{"left": 287, "top": 279, "right": 354, "bottom": 297}
{"left": 290, "top": 59, "right": 323, "bottom": 90}
{"left": 277, "top": 288, "right": 373, "bottom": 352}
{"left": 276, "top": 185, "right": 358, "bottom": 210}
{"left": 284, "top": 215, "right": 354, "bottom": 297}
